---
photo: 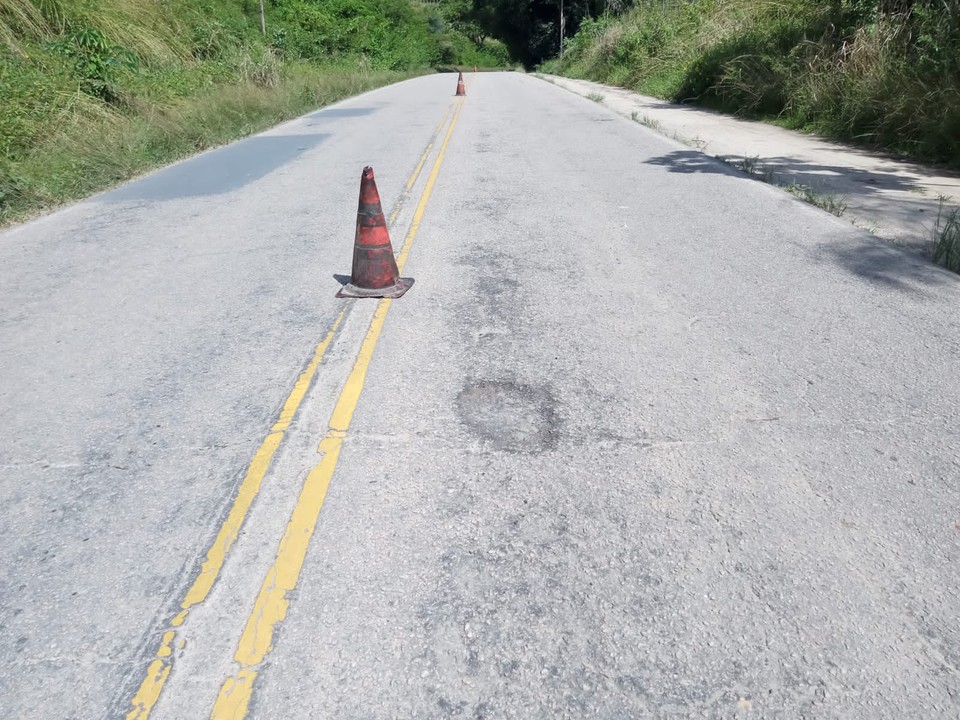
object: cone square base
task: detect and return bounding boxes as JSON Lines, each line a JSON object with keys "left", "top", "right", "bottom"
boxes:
{"left": 336, "top": 277, "right": 414, "bottom": 299}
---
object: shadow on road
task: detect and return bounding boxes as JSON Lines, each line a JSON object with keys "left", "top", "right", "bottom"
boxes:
{"left": 643, "top": 151, "right": 957, "bottom": 292}
{"left": 815, "top": 238, "right": 956, "bottom": 294}
{"left": 306, "top": 106, "right": 379, "bottom": 126}
{"left": 103, "top": 133, "right": 330, "bottom": 202}
{"left": 721, "top": 155, "right": 924, "bottom": 195}
{"left": 644, "top": 150, "right": 734, "bottom": 175}
{"left": 644, "top": 149, "right": 925, "bottom": 196}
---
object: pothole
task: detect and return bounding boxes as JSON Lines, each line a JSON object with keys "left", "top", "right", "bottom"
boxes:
{"left": 456, "top": 380, "right": 559, "bottom": 453}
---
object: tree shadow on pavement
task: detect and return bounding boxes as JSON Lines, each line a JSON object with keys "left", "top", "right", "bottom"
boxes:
{"left": 642, "top": 150, "right": 960, "bottom": 291}
{"left": 814, "top": 237, "right": 957, "bottom": 294}
{"left": 104, "top": 134, "right": 330, "bottom": 202}
{"left": 645, "top": 150, "right": 735, "bottom": 175}
{"left": 644, "top": 150, "right": 925, "bottom": 196}
{"left": 645, "top": 149, "right": 952, "bottom": 246}
{"left": 719, "top": 155, "right": 923, "bottom": 194}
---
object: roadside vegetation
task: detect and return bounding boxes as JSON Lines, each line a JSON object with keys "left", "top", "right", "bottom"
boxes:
{"left": 0, "top": 0, "right": 509, "bottom": 223}
{"left": 933, "top": 197, "right": 960, "bottom": 272}
{"left": 542, "top": 0, "right": 960, "bottom": 169}
{"left": 721, "top": 154, "right": 848, "bottom": 216}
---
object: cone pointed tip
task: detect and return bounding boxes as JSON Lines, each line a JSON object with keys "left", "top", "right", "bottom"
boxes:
{"left": 362, "top": 166, "right": 374, "bottom": 179}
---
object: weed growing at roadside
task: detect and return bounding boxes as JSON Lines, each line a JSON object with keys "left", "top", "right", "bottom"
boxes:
{"left": 587, "top": 91, "right": 604, "bottom": 103}
{"left": 626, "top": 106, "right": 703, "bottom": 147}
{"left": 932, "top": 196, "right": 960, "bottom": 273}
{"left": 726, "top": 155, "right": 775, "bottom": 184}
{"left": 782, "top": 184, "right": 847, "bottom": 217}
{"left": 735, "top": 156, "right": 762, "bottom": 177}
{"left": 630, "top": 110, "right": 662, "bottom": 131}
{"left": 722, "top": 155, "right": 847, "bottom": 217}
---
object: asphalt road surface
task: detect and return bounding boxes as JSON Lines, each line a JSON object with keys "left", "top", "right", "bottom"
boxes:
{"left": 1, "top": 72, "right": 959, "bottom": 720}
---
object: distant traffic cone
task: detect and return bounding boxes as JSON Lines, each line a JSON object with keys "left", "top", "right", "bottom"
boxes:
{"left": 336, "top": 167, "right": 413, "bottom": 299}
{"left": 455, "top": 71, "right": 466, "bottom": 96}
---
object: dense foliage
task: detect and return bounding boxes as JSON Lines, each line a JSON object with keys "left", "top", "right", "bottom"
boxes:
{"left": 545, "top": 0, "right": 960, "bottom": 166}
{"left": 442, "top": 0, "right": 609, "bottom": 66}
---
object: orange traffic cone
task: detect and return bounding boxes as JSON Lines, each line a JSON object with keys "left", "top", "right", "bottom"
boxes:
{"left": 336, "top": 167, "right": 413, "bottom": 299}
{"left": 455, "top": 71, "right": 466, "bottom": 96}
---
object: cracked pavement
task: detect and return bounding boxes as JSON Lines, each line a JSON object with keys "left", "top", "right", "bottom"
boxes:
{"left": 1, "top": 72, "right": 959, "bottom": 719}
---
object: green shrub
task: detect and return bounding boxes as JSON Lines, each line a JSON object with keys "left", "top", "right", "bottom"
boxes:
{"left": 48, "top": 27, "right": 138, "bottom": 101}
{"left": 550, "top": 0, "right": 960, "bottom": 167}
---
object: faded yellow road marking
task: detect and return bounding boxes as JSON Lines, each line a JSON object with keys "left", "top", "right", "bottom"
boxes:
{"left": 210, "top": 97, "right": 465, "bottom": 720}
{"left": 392, "top": 107, "right": 450, "bottom": 225}
{"left": 125, "top": 103, "right": 455, "bottom": 720}
{"left": 126, "top": 310, "right": 345, "bottom": 720}
{"left": 388, "top": 106, "right": 450, "bottom": 228}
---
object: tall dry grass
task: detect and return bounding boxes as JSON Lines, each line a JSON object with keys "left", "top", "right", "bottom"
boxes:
{"left": 0, "top": 0, "right": 449, "bottom": 223}
{"left": 1, "top": 0, "right": 187, "bottom": 60}
{"left": 2, "top": 63, "right": 422, "bottom": 222}
{"left": 547, "top": 0, "right": 960, "bottom": 166}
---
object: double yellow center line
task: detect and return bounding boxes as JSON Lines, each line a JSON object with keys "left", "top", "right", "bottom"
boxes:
{"left": 126, "top": 97, "right": 464, "bottom": 720}
{"left": 211, "top": 97, "right": 465, "bottom": 718}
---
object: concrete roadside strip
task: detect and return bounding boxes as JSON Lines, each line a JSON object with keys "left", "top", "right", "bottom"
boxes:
{"left": 538, "top": 73, "right": 960, "bottom": 257}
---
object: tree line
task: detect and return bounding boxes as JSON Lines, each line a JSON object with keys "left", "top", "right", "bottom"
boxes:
{"left": 442, "top": 0, "right": 960, "bottom": 67}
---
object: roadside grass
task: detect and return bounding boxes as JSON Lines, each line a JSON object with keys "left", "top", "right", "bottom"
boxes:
{"left": 545, "top": 0, "right": 960, "bottom": 168}
{"left": 724, "top": 155, "right": 847, "bottom": 217}
{"left": 626, "top": 107, "right": 703, "bottom": 147}
{"left": 0, "top": 0, "right": 507, "bottom": 225}
{"left": 782, "top": 183, "right": 848, "bottom": 217}
{"left": 1, "top": 64, "right": 421, "bottom": 224}
{"left": 0, "top": 0, "right": 186, "bottom": 60}
{"left": 587, "top": 91, "right": 604, "bottom": 103}
{"left": 734, "top": 156, "right": 767, "bottom": 180}
{"left": 932, "top": 196, "right": 960, "bottom": 273}
{"left": 630, "top": 110, "right": 662, "bottom": 132}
